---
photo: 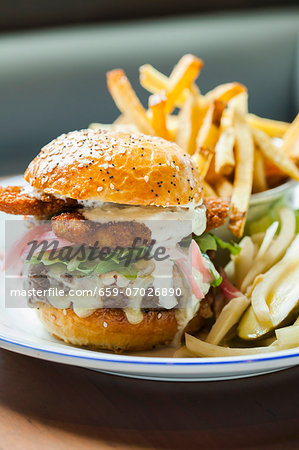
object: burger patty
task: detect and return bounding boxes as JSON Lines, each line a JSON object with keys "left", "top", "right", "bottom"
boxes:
{"left": 27, "top": 262, "right": 159, "bottom": 309}
{"left": 27, "top": 263, "right": 214, "bottom": 318}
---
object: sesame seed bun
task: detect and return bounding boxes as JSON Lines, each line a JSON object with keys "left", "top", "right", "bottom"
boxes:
{"left": 36, "top": 305, "right": 205, "bottom": 352}
{"left": 24, "top": 129, "right": 202, "bottom": 207}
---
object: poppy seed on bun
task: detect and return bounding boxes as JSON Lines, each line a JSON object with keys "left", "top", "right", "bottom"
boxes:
{"left": 24, "top": 128, "right": 202, "bottom": 207}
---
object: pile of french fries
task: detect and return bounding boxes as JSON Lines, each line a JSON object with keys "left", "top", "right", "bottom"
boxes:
{"left": 90, "top": 54, "right": 299, "bottom": 238}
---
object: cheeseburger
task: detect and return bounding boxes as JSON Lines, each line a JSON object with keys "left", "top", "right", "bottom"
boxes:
{"left": 0, "top": 129, "right": 228, "bottom": 351}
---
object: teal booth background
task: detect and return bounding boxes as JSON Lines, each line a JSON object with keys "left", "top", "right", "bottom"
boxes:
{"left": 0, "top": 8, "right": 298, "bottom": 174}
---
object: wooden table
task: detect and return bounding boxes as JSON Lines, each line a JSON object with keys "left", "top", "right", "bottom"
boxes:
{"left": 0, "top": 348, "right": 298, "bottom": 449}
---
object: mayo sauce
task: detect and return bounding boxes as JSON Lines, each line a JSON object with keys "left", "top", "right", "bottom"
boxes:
{"left": 81, "top": 202, "right": 207, "bottom": 310}
{"left": 81, "top": 202, "right": 206, "bottom": 237}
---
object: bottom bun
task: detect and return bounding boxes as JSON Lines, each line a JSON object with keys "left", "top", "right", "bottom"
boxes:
{"left": 36, "top": 305, "right": 205, "bottom": 352}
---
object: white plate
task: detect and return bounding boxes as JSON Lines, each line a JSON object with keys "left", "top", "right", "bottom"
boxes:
{"left": 0, "top": 176, "right": 298, "bottom": 381}
{"left": 0, "top": 304, "right": 298, "bottom": 381}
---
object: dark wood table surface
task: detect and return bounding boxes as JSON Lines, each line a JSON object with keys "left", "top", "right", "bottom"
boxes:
{"left": 0, "top": 348, "right": 298, "bottom": 449}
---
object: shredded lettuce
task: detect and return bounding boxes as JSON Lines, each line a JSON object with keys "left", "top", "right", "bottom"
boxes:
{"left": 27, "top": 246, "right": 149, "bottom": 279}
{"left": 27, "top": 237, "right": 228, "bottom": 289}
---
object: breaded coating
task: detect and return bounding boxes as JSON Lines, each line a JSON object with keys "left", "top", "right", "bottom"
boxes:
{"left": 203, "top": 197, "right": 228, "bottom": 232}
{"left": 51, "top": 198, "right": 228, "bottom": 245}
{"left": 52, "top": 212, "right": 151, "bottom": 248}
{"left": 0, "top": 186, "right": 77, "bottom": 218}
{"left": 0, "top": 185, "right": 228, "bottom": 235}
{"left": 51, "top": 212, "right": 92, "bottom": 243}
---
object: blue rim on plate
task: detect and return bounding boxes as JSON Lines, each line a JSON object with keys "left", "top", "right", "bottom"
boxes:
{"left": 0, "top": 334, "right": 298, "bottom": 365}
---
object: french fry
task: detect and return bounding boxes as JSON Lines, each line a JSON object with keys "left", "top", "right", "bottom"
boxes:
{"left": 106, "top": 69, "right": 154, "bottom": 135}
{"left": 139, "top": 64, "right": 169, "bottom": 93}
{"left": 214, "top": 177, "right": 233, "bottom": 198}
{"left": 247, "top": 113, "right": 289, "bottom": 138}
{"left": 148, "top": 92, "right": 169, "bottom": 139}
{"left": 202, "top": 180, "right": 218, "bottom": 197}
{"left": 264, "top": 160, "right": 287, "bottom": 188}
{"left": 176, "top": 92, "right": 204, "bottom": 155}
{"left": 264, "top": 160, "right": 285, "bottom": 178}
{"left": 282, "top": 113, "right": 299, "bottom": 164}
{"left": 228, "top": 91, "right": 248, "bottom": 115}
{"left": 220, "top": 108, "right": 233, "bottom": 130}
{"left": 251, "top": 127, "right": 299, "bottom": 181}
{"left": 165, "top": 54, "right": 203, "bottom": 114}
{"left": 205, "top": 82, "right": 247, "bottom": 104}
{"left": 220, "top": 92, "right": 249, "bottom": 145}
{"left": 205, "top": 155, "right": 218, "bottom": 184}
{"left": 229, "top": 108, "right": 254, "bottom": 238}
{"left": 214, "top": 126, "right": 235, "bottom": 175}
{"left": 252, "top": 148, "right": 267, "bottom": 193}
{"left": 106, "top": 56, "right": 296, "bottom": 244}
{"left": 139, "top": 63, "right": 199, "bottom": 107}
{"left": 193, "top": 100, "right": 225, "bottom": 178}
{"left": 166, "top": 115, "right": 178, "bottom": 141}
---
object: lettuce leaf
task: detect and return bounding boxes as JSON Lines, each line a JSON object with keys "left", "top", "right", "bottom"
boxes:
{"left": 193, "top": 234, "right": 217, "bottom": 253}
{"left": 193, "top": 233, "right": 241, "bottom": 255}
{"left": 27, "top": 246, "right": 148, "bottom": 278}
{"left": 213, "top": 235, "right": 241, "bottom": 255}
